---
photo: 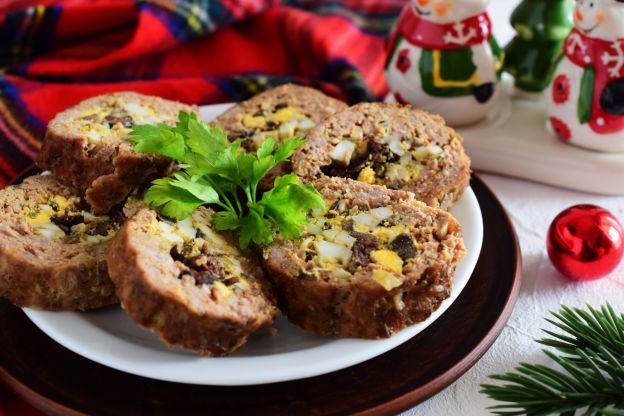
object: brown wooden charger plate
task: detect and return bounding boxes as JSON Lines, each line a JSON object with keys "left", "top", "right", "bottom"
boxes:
{"left": 0, "top": 173, "right": 521, "bottom": 416}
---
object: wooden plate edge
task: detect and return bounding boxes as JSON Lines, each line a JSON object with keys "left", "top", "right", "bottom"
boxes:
{"left": 355, "top": 175, "right": 523, "bottom": 415}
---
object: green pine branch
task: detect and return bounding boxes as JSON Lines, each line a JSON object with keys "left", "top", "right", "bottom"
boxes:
{"left": 480, "top": 304, "right": 624, "bottom": 416}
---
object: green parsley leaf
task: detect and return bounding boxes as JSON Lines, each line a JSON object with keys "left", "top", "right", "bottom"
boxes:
{"left": 144, "top": 178, "right": 206, "bottom": 220}
{"left": 259, "top": 174, "right": 325, "bottom": 239}
{"left": 238, "top": 207, "right": 273, "bottom": 249}
{"left": 212, "top": 210, "right": 241, "bottom": 231}
{"left": 129, "top": 124, "right": 187, "bottom": 161}
{"left": 131, "top": 112, "right": 325, "bottom": 249}
{"left": 167, "top": 172, "right": 220, "bottom": 203}
{"left": 184, "top": 114, "right": 229, "bottom": 160}
{"left": 274, "top": 137, "right": 305, "bottom": 164}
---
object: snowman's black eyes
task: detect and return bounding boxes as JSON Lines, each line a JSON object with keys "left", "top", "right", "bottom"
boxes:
{"left": 590, "top": 2, "right": 594, "bottom": 7}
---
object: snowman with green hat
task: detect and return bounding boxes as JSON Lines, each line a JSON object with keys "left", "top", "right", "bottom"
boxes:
{"left": 385, "top": 0, "right": 504, "bottom": 126}
{"left": 546, "top": 0, "right": 624, "bottom": 152}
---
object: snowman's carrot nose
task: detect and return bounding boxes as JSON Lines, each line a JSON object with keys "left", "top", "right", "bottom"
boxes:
{"left": 417, "top": 0, "right": 429, "bottom": 5}
{"left": 575, "top": 7, "right": 584, "bottom": 22}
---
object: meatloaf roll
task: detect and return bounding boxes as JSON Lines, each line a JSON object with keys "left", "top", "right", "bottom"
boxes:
{"left": 37, "top": 92, "right": 196, "bottom": 215}
{"left": 0, "top": 174, "right": 119, "bottom": 310}
{"left": 107, "top": 208, "right": 278, "bottom": 356}
{"left": 292, "top": 103, "right": 471, "bottom": 210}
{"left": 263, "top": 177, "right": 466, "bottom": 339}
{"left": 213, "top": 84, "right": 347, "bottom": 188}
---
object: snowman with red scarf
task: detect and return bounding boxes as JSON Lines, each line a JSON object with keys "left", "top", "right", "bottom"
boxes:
{"left": 384, "top": 0, "right": 504, "bottom": 126}
{"left": 546, "top": 0, "right": 624, "bottom": 151}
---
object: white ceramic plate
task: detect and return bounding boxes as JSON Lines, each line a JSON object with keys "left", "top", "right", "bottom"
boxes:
{"left": 23, "top": 104, "right": 484, "bottom": 386}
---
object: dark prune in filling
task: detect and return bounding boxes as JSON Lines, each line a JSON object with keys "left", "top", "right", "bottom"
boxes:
{"left": 51, "top": 214, "right": 84, "bottom": 234}
{"left": 389, "top": 234, "right": 416, "bottom": 261}
{"left": 350, "top": 231, "right": 379, "bottom": 269}
{"left": 171, "top": 245, "right": 226, "bottom": 287}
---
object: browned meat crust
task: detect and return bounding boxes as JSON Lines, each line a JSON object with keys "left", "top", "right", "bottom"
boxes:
{"left": 0, "top": 175, "right": 117, "bottom": 310}
{"left": 37, "top": 92, "right": 196, "bottom": 215}
{"left": 107, "top": 208, "right": 278, "bottom": 356}
{"left": 292, "top": 102, "right": 471, "bottom": 210}
{"left": 263, "top": 177, "right": 466, "bottom": 339}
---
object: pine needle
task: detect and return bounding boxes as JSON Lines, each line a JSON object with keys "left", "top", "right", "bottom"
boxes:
{"left": 480, "top": 304, "right": 624, "bottom": 415}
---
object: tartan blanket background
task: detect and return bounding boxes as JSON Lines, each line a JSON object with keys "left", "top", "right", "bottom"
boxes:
{"left": 0, "top": 0, "right": 404, "bottom": 414}
{"left": 0, "top": 0, "right": 405, "bottom": 187}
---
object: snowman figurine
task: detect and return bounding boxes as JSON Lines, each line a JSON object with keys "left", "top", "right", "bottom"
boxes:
{"left": 385, "top": 0, "right": 504, "bottom": 126}
{"left": 546, "top": 0, "right": 624, "bottom": 152}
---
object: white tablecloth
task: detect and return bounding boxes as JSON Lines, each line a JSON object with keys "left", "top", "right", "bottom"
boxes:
{"left": 407, "top": 174, "right": 624, "bottom": 415}
{"left": 405, "top": 3, "right": 624, "bottom": 415}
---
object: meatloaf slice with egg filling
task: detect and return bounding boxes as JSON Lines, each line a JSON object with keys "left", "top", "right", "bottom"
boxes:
{"left": 212, "top": 84, "right": 347, "bottom": 189}
{"left": 37, "top": 92, "right": 197, "bottom": 215}
{"left": 106, "top": 207, "right": 278, "bottom": 356}
{"left": 292, "top": 102, "right": 471, "bottom": 210}
{"left": 0, "top": 174, "right": 119, "bottom": 310}
{"left": 263, "top": 177, "right": 466, "bottom": 339}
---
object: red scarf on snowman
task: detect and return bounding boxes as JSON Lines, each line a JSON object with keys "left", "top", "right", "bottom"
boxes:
{"left": 565, "top": 28, "right": 624, "bottom": 134}
{"left": 386, "top": 5, "right": 491, "bottom": 62}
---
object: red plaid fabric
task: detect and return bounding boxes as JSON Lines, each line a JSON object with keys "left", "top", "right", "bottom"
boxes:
{"left": 0, "top": 0, "right": 404, "bottom": 185}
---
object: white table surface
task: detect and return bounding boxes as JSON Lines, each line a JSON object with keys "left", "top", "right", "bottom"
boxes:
{"left": 405, "top": 3, "right": 624, "bottom": 415}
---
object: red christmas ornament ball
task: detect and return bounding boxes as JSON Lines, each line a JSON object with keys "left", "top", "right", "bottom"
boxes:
{"left": 547, "top": 205, "right": 624, "bottom": 281}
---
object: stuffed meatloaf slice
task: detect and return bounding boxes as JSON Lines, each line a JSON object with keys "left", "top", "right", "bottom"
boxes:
{"left": 37, "top": 92, "right": 196, "bottom": 215}
{"left": 107, "top": 208, "right": 278, "bottom": 356}
{"left": 212, "top": 83, "right": 347, "bottom": 146}
{"left": 292, "top": 102, "right": 471, "bottom": 210}
{"left": 212, "top": 84, "right": 347, "bottom": 188}
{"left": 0, "top": 174, "right": 120, "bottom": 310}
{"left": 263, "top": 177, "right": 466, "bottom": 339}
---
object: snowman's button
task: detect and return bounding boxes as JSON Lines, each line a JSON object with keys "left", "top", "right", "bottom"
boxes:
{"left": 396, "top": 49, "right": 412, "bottom": 74}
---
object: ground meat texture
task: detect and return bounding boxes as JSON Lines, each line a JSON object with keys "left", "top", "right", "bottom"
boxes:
{"left": 263, "top": 177, "right": 467, "bottom": 339}
{"left": 389, "top": 234, "right": 416, "bottom": 261}
{"left": 293, "top": 102, "right": 471, "bottom": 211}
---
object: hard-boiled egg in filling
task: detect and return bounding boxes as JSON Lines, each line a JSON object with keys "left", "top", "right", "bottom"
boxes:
{"left": 77, "top": 97, "right": 179, "bottom": 142}
{"left": 25, "top": 195, "right": 121, "bottom": 243}
{"left": 326, "top": 126, "right": 445, "bottom": 187}
{"left": 242, "top": 105, "right": 316, "bottom": 150}
{"left": 299, "top": 200, "right": 447, "bottom": 290}
{"left": 153, "top": 210, "right": 252, "bottom": 299}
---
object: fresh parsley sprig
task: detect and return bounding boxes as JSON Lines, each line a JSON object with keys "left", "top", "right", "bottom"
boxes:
{"left": 481, "top": 304, "right": 624, "bottom": 415}
{"left": 129, "top": 111, "right": 325, "bottom": 249}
